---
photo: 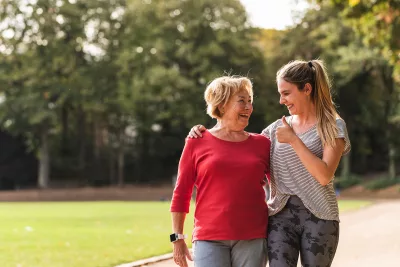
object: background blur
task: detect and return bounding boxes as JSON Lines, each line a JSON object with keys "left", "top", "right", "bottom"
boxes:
{"left": 0, "top": 0, "right": 399, "bottom": 192}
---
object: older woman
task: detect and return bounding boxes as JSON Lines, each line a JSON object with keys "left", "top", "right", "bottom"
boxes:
{"left": 170, "top": 76, "right": 270, "bottom": 267}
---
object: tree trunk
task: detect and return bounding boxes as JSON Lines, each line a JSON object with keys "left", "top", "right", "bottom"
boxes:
{"left": 61, "top": 103, "right": 69, "bottom": 154}
{"left": 340, "top": 152, "right": 351, "bottom": 178}
{"left": 388, "top": 140, "right": 396, "bottom": 179}
{"left": 117, "top": 131, "right": 125, "bottom": 187}
{"left": 109, "top": 149, "right": 115, "bottom": 185}
{"left": 77, "top": 107, "right": 86, "bottom": 172}
{"left": 381, "top": 65, "right": 397, "bottom": 179}
{"left": 93, "top": 119, "right": 101, "bottom": 160}
{"left": 90, "top": 118, "right": 102, "bottom": 185}
{"left": 38, "top": 129, "right": 50, "bottom": 188}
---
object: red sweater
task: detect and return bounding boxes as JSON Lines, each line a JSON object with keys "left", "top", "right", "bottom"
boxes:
{"left": 170, "top": 130, "right": 270, "bottom": 241}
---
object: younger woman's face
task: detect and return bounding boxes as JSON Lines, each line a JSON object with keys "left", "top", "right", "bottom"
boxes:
{"left": 277, "top": 78, "right": 311, "bottom": 115}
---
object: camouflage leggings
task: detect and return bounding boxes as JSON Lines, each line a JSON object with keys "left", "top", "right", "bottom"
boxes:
{"left": 267, "top": 196, "right": 339, "bottom": 267}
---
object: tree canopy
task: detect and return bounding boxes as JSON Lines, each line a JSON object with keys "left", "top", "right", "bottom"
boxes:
{"left": 0, "top": 0, "right": 399, "bottom": 188}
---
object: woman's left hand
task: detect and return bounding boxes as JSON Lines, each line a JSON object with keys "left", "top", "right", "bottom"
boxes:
{"left": 173, "top": 240, "right": 192, "bottom": 267}
{"left": 276, "top": 116, "right": 297, "bottom": 144}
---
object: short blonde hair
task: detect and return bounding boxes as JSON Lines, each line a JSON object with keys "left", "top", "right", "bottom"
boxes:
{"left": 204, "top": 76, "right": 253, "bottom": 119}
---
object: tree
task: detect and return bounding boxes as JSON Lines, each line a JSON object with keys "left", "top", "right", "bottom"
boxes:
{"left": 0, "top": 0, "right": 124, "bottom": 187}
{"left": 114, "top": 0, "right": 269, "bottom": 182}
{"left": 270, "top": 1, "right": 399, "bottom": 178}
{"left": 316, "top": 0, "right": 400, "bottom": 178}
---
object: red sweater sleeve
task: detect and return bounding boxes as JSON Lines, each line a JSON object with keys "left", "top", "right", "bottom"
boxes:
{"left": 266, "top": 138, "right": 271, "bottom": 182}
{"left": 170, "top": 139, "right": 196, "bottom": 213}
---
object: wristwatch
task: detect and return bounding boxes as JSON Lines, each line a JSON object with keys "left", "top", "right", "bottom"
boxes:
{"left": 170, "top": 233, "right": 187, "bottom": 243}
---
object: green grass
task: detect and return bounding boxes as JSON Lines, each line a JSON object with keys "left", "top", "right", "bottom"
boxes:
{"left": 0, "top": 200, "right": 370, "bottom": 267}
{"left": 0, "top": 201, "right": 194, "bottom": 267}
{"left": 338, "top": 200, "right": 371, "bottom": 212}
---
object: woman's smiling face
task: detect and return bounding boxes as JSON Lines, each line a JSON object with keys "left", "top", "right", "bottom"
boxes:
{"left": 277, "top": 78, "right": 311, "bottom": 115}
{"left": 221, "top": 90, "right": 253, "bottom": 130}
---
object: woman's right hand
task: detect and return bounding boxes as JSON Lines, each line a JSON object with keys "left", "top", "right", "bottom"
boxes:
{"left": 187, "top": 124, "right": 206, "bottom": 138}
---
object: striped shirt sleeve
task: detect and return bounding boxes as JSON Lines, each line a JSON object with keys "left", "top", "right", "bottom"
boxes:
{"left": 261, "top": 120, "right": 278, "bottom": 139}
{"left": 336, "top": 118, "right": 351, "bottom": 155}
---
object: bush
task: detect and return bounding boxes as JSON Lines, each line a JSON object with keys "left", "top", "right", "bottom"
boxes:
{"left": 364, "top": 177, "right": 400, "bottom": 191}
{"left": 334, "top": 175, "right": 362, "bottom": 190}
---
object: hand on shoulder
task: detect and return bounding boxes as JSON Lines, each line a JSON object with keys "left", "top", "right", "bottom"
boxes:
{"left": 187, "top": 124, "right": 206, "bottom": 138}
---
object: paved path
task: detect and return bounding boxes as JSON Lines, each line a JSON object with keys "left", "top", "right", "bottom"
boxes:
{"left": 146, "top": 200, "right": 400, "bottom": 267}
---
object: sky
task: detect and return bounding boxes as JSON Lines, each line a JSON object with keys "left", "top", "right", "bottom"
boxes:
{"left": 239, "top": 0, "right": 309, "bottom": 30}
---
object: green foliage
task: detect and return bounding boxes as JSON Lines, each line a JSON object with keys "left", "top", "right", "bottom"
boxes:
{"left": 314, "top": 0, "right": 400, "bottom": 178}
{"left": 0, "top": 0, "right": 399, "bottom": 186}
{"left": 111, "top": 0, "right": 270, "bottom": 181}
{"left": 364, "top": 177, "right": 400, "bottom": 191}
{"left": 0, "top": 0, "right": 127, "bottom": 186}
{"left": 277, "top": 1, "right": 400, "bottom": 175}
{"left": 0, "top": 0, "right": 271, "bottom": 185}
{"left": 117, "top": 0, "right": 268, "bottom": 126}
{"left": 318, "top": 0, "right": 400, "bottom": 64}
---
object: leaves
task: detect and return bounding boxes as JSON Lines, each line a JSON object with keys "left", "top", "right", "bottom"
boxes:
{"left": 1, "top": 0, "right": 398, "bottom": 186}
{"left": 349, "top": 0, "right": 360, "bottom": 7}
{"left": 0, "top": 0, "right": 270, "bottom": 185}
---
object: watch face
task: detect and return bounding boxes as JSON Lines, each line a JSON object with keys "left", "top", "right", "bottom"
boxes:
{"left": 170, "top": 233, "right": 177, "bottom": 242}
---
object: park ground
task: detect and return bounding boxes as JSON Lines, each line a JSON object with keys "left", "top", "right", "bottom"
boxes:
{"left": 1, "top": 183, "right": 400, "bottom": 202}
{"left": 149, "top": 199, "right": 400, "bottom": 267}
{"left": 1, "top": 184, "right": 400, "bottom": 267}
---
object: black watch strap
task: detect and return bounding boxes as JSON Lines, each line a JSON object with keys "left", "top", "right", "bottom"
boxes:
{"left": 170, "top": 233, "right": 187, "bottom": 242}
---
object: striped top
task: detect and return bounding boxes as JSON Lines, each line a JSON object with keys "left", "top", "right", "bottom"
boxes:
{"left": 262, "top": 117, "right": 351, "bottom": 221}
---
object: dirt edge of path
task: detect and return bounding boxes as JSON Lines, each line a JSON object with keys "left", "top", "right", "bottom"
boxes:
{"left": 0, "top": 184, "right": 399, "bottom": 202}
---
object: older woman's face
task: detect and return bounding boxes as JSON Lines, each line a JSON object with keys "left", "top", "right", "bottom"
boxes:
{"left": 221, "top": 90, "right": 253, "bottom": 129}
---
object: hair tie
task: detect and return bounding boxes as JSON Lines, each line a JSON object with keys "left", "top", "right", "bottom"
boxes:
{"left": 308, "top": 61, "right": 313, "bottom": 68}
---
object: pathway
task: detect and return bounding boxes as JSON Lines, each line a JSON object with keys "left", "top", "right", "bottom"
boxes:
{"left": 139, "top": 200, "right": 400, "bottom": 267}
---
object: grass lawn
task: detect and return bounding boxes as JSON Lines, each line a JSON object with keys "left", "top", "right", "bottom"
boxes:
{"left": 338, "top": 199, "right": 371, "bottom": 212}
{"left": 0, "top": 200, "right": 370, "bottom": 267}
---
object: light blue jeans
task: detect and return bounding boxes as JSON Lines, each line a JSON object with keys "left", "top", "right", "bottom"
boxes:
{"left": 193, "top": 239, "right": 267, "bottom": 267}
